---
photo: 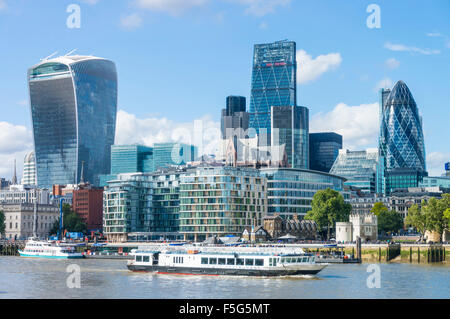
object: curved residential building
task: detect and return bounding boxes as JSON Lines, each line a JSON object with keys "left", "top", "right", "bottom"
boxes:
{"left": 21, "top": 151, "right": 36, "bottom": 185}
{"left": 28, "top": 55, "right": 118, "bottom": 188}
{"left": 379, "top": 80, "right": 426, "bottom": 172}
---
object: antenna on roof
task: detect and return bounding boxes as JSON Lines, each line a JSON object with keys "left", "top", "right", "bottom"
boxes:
{"left": 64, "top": 48, "right": 78, "bottom": 56}
{"left": 41, "top": 51, "right": 59, "bottom": 61}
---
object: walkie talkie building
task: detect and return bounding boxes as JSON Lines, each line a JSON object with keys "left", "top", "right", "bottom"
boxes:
{"left": 28, "top": 55, "right": 118, "bottom": 188}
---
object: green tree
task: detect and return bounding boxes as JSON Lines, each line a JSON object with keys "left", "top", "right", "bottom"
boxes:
{"left": 405, "top": 203, "right": 428, "bottom": 236}
{"left": 304, "top": 188, "right": 351, "bottom": 240}
{"left": 377, "top": 209, "right": 403, "bottom": 234}
{"left": 49, "top": 204, "right": 87, "bottom": 236}
{"left": 0, "top": 210, "right": 5, "bottom": 238}
{"left": 371, "top": 202, "right": 389, "bottom": 216}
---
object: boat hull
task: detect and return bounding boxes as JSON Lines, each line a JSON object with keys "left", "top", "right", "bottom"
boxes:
{"left": 127, "top": 264, "right": 326, "bottom": 276}
{"left": 18, "top": 251, "right": 84, "bottom": 259}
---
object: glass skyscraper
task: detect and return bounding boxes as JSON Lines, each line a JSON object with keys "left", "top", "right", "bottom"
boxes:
{"left": 309, "top": 132, "right": 343, "bottom": 173}
{"left": 28, "top": 55, "right": 117, "bottom": 188}
{"left": 153, "top": 143, "right": 198, "bottom": 171}
{"left": 379, "top": 81, "right": 427, "bottom": 194}
{"left": 111, "top": 145, "right": 153, "bottom": 175}
{"left": 249, "top": 40, "right": 297, "bottom": 142}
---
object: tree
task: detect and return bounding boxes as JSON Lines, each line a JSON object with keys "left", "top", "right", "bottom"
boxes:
{"left": 304, "top": 188, "right": 351, "bottom": 240}
{"left": 49, "top": 203, "right": 87, "bottom": 236}
{"left": 444, "top": 208, "right": 450, "bottom": 229}
{"left": 371, "top": 202, "right": 389, "bottom": 216}
{"left": 0, "top": 210, "right": 5, "bottom": 238}
{"left": 377, "top": 209, "right": 403, "bottom": 234}
{"left": 405, "top": 204, "right": 428, "bottom": 236}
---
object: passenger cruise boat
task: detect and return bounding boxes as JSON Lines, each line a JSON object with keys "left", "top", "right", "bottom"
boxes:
{"left": 18, "top": 238, "right": 84, "bottom": 259}
{"left": 127, "top": 248, "right": 327, "bottom": 276}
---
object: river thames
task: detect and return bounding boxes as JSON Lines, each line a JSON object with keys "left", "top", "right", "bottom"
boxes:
{"left": 0, "top": 257, "right": 448, "bottom": 299}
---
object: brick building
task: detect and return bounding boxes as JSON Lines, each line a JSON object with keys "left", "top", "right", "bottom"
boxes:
{"left": 72, "top": 186, "right": 103, "bottom": 232}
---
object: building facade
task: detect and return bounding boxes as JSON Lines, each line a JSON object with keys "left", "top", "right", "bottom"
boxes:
{"left": 28, "top": 55, "right": 118, "bottom": 188}
{"left": 179, "top": 166, "right": 267, "bottom": 242}
{"left": 330, "top": 149, "right": 380, "bottom": 194}
{"left": 21, "top": 151, "right": 36, "bottom": 186}
{"left": 388, "top": 187, "right": 444, "bottom": 219}
{"left": 153, "top": 143, "right": 198, "bottom": 171}
{"left": 249, "top": 40, "right": 297, "bottom": 142}
{"left": 336, "top": 213, "right": 378, "bottom": 243}
{"left": 0, "top": 203, "right": 59, "bottom": 240}
{"left": 259, "top": 168, "right": 348, "bottom": 219}
{"left": 309, "top": 132, "right": 343, "bottom": 173}
{"left": 221, "top": 95, "right": 249, "bottom": 139}
{"left": 72, "top": 185, "right": 103, "bottom": 232}
{"left": 0, "top": 185, "right": 50, "bottom": 205}
{"left": 263, "top": 215, "right": 318, "bottom": 240}
{"left": 271, "top": 105, "right": 309, "bottom": 169}
{"left": 111, "top": 145, "right": 154, "bottom": 175}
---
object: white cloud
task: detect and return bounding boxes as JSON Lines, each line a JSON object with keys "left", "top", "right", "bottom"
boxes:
{"left": 120, "top": 13, "right": 143, "bottom": 29}
{"left": 226, "top": 0, "right": 291, "bottom": 16}
{"left": 0, "top": 122, "right": 33, "bottom": 179}
{"left": 297, "top": 49, "right": 342, "bottom": 84}
{"left": 426, "top": 152, "right": 450, "bottom": 177}
{"left": 384, "top": 42, "right": 440, "bottom": 55}
{"left": 374, "top": 77, "right": 393, "bottom": 92}
{"left": 385, "top": 58, "right": 400, "bottom": 70}
{"left": 134, "top": 0, "right": 209, "bottom": 16}
{"left": 310, "top": 102, "right": 380, "bottom": 150}
{"left": 115, "top": 109, "right": 221, "bottom": 157}
{"left": 426, "top": 32, "right": 442, "bottom": 37}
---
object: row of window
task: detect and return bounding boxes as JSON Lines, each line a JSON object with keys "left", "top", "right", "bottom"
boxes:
{"left": 201, "top": 257, "right": 264, "bottom": 266}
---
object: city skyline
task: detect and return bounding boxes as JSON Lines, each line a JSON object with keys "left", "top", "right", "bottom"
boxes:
{"left": 0, "top": 0, "right": 449, "bottom": 179}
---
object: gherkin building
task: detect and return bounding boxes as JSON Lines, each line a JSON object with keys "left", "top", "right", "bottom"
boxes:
{"left": 379, "top": 80, "right": 426, "bottom": 172}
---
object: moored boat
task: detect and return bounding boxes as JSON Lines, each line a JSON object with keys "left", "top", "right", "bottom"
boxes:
{"left": 18, "top": 237, "right": 84, "bottom": 259}
{"left": 127, "top": 248, "right": 327, "bottom": 276}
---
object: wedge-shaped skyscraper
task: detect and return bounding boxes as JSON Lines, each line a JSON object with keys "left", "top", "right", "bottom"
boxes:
{"left": 28, "top": 55, "right": 118, "bottom": 188}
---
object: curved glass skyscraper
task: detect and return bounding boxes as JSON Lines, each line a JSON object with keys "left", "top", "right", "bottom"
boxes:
{"left": 28, "top": 55, "right": 117, "bottom": 188}
{"left": 379, "top": 80, "right": 426, "bottom": 172}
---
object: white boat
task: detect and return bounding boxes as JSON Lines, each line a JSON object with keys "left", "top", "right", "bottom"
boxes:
{"left": 127, "top": 247, "right": 327, "bottom": 276}
{"left": 18, "top": 237, "right": 84, "bottom": 259}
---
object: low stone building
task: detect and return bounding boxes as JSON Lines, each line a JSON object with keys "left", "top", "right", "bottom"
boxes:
{"left": 336, "top": 213, "right": 378, "bottom": 243}
{"left": 0, "top": 203, "right": 59, "bottom": 240}
{"left": 263, "top": 214, "right": 318, "bottom": 241}
{"left": 242, "top": 226, "right": 270, "bottom": 243}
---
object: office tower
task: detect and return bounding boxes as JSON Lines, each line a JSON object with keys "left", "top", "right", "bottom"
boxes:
{"left": 249, "top": 40, "right": 297, "bottom": 143}
{"left": 153, "top": 143, "right": 197, "bottom": 171}
{"left": 73, "top": 185, "right": 103, "bottom": 231}
{"left": 330, "top": 149, "right": 380, "bottom": 194}
{"left": 111, "top": 145, "right": 154, "bottom": 175}
{"left": 309, "top": 132, "right": 343, "bottom": 173}
{"left": 28, "top": 55, "right": 118, "bottom": 189}
{"left": 379, "top": 81, "right": 427, "bottom": 194}
{"left": 271, "top": 105, "right": 309, "bottom": 169}
{"left": 21, "top": 151, "right": 36, "bottom": 185}
{"left": 446, "top": 162, "right": 450, "bottom": 177}
{"left": 221, "top": 95, "right": 249, "bottom": 139}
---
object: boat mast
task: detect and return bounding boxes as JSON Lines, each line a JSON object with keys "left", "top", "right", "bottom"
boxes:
{"left": 33, "top": 195, "right": 37, "bottom": 238}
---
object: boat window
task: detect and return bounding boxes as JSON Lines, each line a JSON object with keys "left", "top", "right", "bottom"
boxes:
{"left": 227, "top": 258, "right": 235, "bottom": 265}
{"left": 209, "top": 258, "right": 217, "bottom": 265}
{"left": 255, "top": 259, "right": 264, "bottom": 266}
{"left": 136, "top": 255, "right": 142, "bottom": 262}
{"left": 302, "top": 257, "right": 307, "bottom": 263}
{"left": 281, "top": 258, "right": 285, "bottom": 263}
{"left": 297, "top": 257, "right": 302, "bottom": 263}
{"left": 245, "top": 259, "right": 254, "bottom": 266}
{"left": 236, "top": 258, "right": 244, "bottom": 266}
{"left": 286, "top": 257, "right": 291, "bottom": 263}
{"left": 218, "top": 258, "right": 226, "bottom": 265}
{"left": 201, "top": 258, "right": 208, "bottom": 265}
{"left": 143, "top": 256, "right": 150, "bottom": 263}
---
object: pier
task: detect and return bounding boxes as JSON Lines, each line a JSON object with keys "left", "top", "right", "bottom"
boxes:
{"left": 0, "top": 241, "right": 25, "bottom": 256}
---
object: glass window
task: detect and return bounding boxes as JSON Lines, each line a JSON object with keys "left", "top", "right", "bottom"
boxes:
{"left": 245, "top": 259, "right": 254, "bottom": 266}
{"left": 227, "top": 258, "right": 235, "bottom": 265}
{"left": 218, "top": 258, "right": 226, "bottom": 265}
{"left": 136, "top": 255, "right": 142, "bottom": 262}
{"left": 255, "top": 259, "right": 264, "bottom": 266}
{"left": 209, "top": 258, "right": 217, "bottom": 265}
{"left": 302, "top": 257, "right": 307, "bottom": 263}
{"left": 201, "top": 258, "right": 208, "bottom": 265}
{"left": 281, "top": 258, "right": 285, "bottom": 263}
{"left": 236, "top": 258, "right": 244, "bottom": 266}
{"left": 143, "top": 256, "right": 149, "bottom": 263}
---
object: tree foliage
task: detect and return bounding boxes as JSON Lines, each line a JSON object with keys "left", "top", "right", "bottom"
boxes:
{"left": 49, "top": 203, "right": 87, "bottom": 236}
{"left": 371, "top": 202, "right": 403, "bottom": 234}
{"left": 0, "top": 210, "right": 5, "bottom": 237}
{"left": 371, "top": 202, "right": 389, "bottom": 216}
{"left": 304, "top": 188, "right": 352, "bottom": 240}
{"left": 405, "top": 194, "right": 450, "bottom": 242}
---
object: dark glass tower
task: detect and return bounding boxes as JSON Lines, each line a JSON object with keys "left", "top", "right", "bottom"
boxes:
{"left": 379, "top": 80, "right": 427, "bottom": 194}
{"left": 28, "top": 55, "right": 118, "bottom": 188}
{"left": 249, "top": 40, "right": 297, "bottom": 143}
{"left": 221, "top": 96, "right": 249, "bottom": 139}
{"left": 309, "top": 132, "right": 343, "bottom": 173}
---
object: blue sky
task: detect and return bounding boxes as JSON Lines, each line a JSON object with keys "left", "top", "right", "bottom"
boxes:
{"left": 0, "top": 0, "right": 449, "bottom": 178}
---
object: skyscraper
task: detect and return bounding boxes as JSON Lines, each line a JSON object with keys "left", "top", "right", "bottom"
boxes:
{"left": 221, "top": 95, "right": 249, "bottom": 139}
{"left": 28, "top": 55, "right": 118, "bottom": 188}
{"left": 271, "top": 105, "right": 309, "bottom": 169}
{"left": 249, "top": 40, "right": 297, "bottom": 143}
{"left": 309, "top": 132, "right": 343, "bottom": 173}
{"left": 21, "top": 151, "right": 36, "bottom": 185}
{"left": 379, "top": 80, "right": 427, "bottom": 194}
